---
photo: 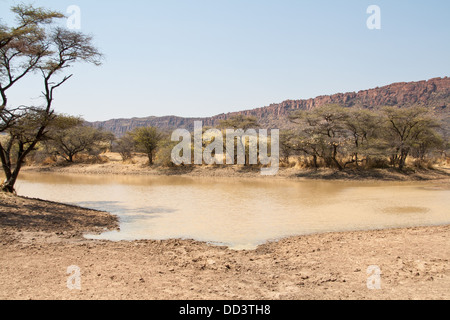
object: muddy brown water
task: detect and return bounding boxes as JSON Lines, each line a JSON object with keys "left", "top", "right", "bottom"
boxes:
{"left": 15, "top": 173, "right": 450, "bottom": 250}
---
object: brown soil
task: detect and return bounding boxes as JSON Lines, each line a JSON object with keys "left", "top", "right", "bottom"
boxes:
{"left": 0, "top": 192, "right": 448, "bottom": 300}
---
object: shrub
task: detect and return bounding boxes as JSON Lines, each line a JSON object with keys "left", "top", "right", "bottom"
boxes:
{"left": 155, "top": 140, "right": 178, "bottom": 167}
{"left": 412, "top": 159, "right": 436, "bottom": 170}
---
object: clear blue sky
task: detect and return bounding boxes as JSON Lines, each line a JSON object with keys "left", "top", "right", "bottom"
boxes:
{"left": 1, "top": 0, "right": 449, "bottom": 121}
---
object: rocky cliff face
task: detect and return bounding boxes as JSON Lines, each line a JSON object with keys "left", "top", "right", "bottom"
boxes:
{"left": 89, "top": 116, "right": 206, "bottom": 136}
{"left": 90, "top": 77, "right": 450, "bottom": 136}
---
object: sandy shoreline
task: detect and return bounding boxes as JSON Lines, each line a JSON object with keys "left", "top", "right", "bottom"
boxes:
{"left": 0, "top": 192, "right": 449, "bottom": 300}
{"left": 22, "top": 159, "right": 450, "bottom": 183}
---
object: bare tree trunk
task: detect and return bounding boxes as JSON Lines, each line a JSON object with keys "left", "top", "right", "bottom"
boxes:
{"left": 0, "top": 142, "right": 14, "bottom": 193}
{"left": 390, "top": 154, "right": 398, "bottom": 168}
{"left": 398, "top": 149, "right": 409, "bottom": 171}
{"left": 1, "top": 135, "right": 41, "bottom": 193}
{"left": 148, "top": 152, "right": 153, "bottom": 165}
{"left": 1, "top": 149, "right": 26, "bottom": 193}
{"left": 1, "top": 170, "right": 19, "bottom": 193}
{"left": 0, "top": 147, "right": 12, "bottom": 182}
{"left": 312, "top": 155, "right": 318, "bottom": 169}
{"left": 331, "top": 145, "right": 343, "bottom": 171}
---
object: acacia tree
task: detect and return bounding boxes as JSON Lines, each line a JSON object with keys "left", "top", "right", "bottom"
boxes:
{"left": 218, "top": 115, "right": 260, "bottom": 166}
{"left": 0, "top": 5, "right": 102, "bottom": 193}
{"left": 1, "top": 5, "right": 64, "bottom": 132}
{"left": 279, "top": 130, "right": 296, "bottom": 164}
{"left": 382, "top": 106, "right": 441, "bottom": 170}
{"left": 130, "top": 127, "right": 164, "bottom": 165}
{"left": 0, "top": 108, "right": 47, "bottom": 174}
{"left": 290, "top": 105, "right": 349, "bottom": 170}
{"left": 114, "top": 134, "right": 135, "bottom": 161}
{"left": 45, "top": 116, "right": 113, "bottom": 163}
{"left": 411, "top": 129, "right": 444, "bottom": 161}
{"left": 287, "top": 130, "right": 327, "bottom": 169}
{"left": 342, "top": 108, "right": 381, "bottom": 168}
{"left": 287, "top": 105, "right": 445, "bottom": 170}
{"left": 218, "top": 115, "right": 260, "bottom": 131}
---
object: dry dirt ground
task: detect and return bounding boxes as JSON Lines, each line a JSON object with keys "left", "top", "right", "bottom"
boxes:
{"left": 0, "top": 192, "right": 448, "bottom": 300}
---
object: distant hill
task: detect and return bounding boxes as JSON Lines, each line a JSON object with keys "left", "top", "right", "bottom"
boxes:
{"left": 90, "top": 77, "right": 450, "bottom": 137}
